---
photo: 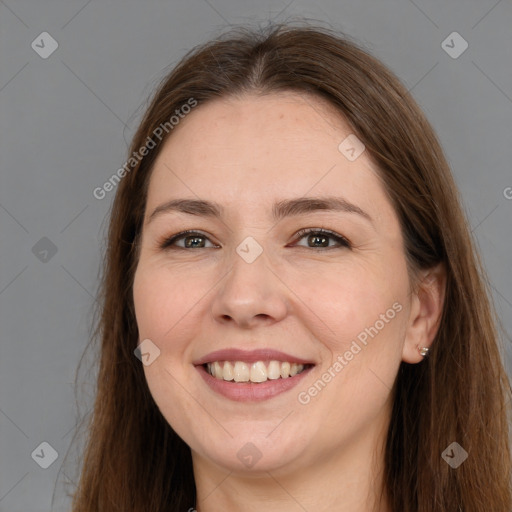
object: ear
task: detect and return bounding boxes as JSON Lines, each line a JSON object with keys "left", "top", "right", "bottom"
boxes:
{"left": 402, "top": 263, "right": 446, "bottom": 363}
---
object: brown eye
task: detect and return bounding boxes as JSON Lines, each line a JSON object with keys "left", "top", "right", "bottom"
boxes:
{"left": 159, "top": 231, "right": 217, "bottom": 250}
{"left": 293, "top": 228, "right": 351, "bottom": 249}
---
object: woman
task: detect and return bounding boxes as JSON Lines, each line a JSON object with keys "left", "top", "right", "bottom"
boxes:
{"left": 70, "top": 22, "right": 512, "bottom": 511}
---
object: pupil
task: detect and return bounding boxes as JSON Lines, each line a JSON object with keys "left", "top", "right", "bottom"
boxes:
{"left": 185, "top": 236, "right": 204, "bottom": 248}
{"left": 310, "top": 234, "right": 328, "bottom": 247}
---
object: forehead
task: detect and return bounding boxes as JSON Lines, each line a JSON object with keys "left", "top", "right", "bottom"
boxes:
{"left": 146, "top": 92, "right": 393, "bottom": 225}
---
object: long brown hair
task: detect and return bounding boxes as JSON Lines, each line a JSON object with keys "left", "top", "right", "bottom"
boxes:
{"left": 68, "top": 22, "right": 512, "bottom": 511}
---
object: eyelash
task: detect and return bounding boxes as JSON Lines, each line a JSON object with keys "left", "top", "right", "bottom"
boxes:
{"left": 158, "top": 228, "right": 351, "bottom": 251}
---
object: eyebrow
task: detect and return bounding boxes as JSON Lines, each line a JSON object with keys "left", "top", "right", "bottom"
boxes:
{"left": 147, "top": 196, "right": 373, "bottom": 225}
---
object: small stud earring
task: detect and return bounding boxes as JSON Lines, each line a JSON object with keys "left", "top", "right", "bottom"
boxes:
{"left": 419, "top": 346, "right": 430, "bottom": 357}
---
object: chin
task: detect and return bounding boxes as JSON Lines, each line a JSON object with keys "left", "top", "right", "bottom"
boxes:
{"left": 187, "top": 425, "right": 313, "bottom": 474}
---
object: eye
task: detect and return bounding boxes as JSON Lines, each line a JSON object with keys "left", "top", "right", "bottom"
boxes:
{"left": 158, "top": 230, "right": 218, "bottom": 250}
{"left": 158, "top": 228, "right": 351, "bottom": 251}
{"left": 292, "top": 228, "right": 351, "bottom": 250}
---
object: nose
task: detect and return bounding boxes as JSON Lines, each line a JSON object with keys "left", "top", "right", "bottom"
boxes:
{"left": 210, "top": 245, "right": 289, "bottom": 329}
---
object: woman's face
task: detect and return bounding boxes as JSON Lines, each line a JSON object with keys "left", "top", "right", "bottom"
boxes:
{"left": 133, "top": 92, "right": 417, "bottom": 474}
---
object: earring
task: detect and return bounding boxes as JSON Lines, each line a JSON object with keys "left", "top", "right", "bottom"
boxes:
{"left": 419, "top": 346, "right": 430, "bottom": 357}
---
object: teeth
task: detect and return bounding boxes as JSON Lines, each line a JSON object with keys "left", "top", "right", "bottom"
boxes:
{"left": 233, "top": 361, "right": 249, "bottom": 382}
{"left": 267, "top": 360, "right": 281, "bottom": 380}
{"left": 222, "top": 361, "right": 234, "bottom": 381}
{"left": 206, "top": 360, "right": 306, "bottom": 383}
{"left": 213, "top": 361, "right": 222, "bottom": 378}
{"left": 250, "top": 361, "right": 267, "bottom": 383}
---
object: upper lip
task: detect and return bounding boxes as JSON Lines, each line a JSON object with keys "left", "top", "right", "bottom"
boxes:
{"left": 193, "top": 348, "right": 315, "bottom": 366}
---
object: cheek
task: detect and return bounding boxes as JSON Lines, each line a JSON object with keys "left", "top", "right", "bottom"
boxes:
{"left": 133, "top": 263, "right": 205, "bottom": 342}
{"left": 290, "top": 255, "right": 409, "bottom": 414}
{"left": 293, "top": 268, "right": 407, "bottom": 443}
{"left": 289, "top": 257, "right": 407, "bottom": 348}
{"left": 132, "top": 263, "right": 213, "bottom": 404}
{"left": 133, "top": 266, "right": 206, "bottom": 435}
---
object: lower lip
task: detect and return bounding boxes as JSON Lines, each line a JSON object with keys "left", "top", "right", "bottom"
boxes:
{"left": 196, "top": 364, "right": 314, "bottom": 402}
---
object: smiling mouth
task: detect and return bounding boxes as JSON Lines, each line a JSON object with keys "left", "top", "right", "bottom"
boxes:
{"left": 204, "top": 360, "right": 313, "bottom": 383}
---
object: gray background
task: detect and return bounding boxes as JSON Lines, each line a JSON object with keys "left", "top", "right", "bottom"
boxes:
{"left": 1, "top": 0, "right": 511, "bottom": 510}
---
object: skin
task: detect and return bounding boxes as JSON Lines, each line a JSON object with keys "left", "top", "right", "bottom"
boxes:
{"left": 132, "top": 92, "right": 445, "bottom": 512}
